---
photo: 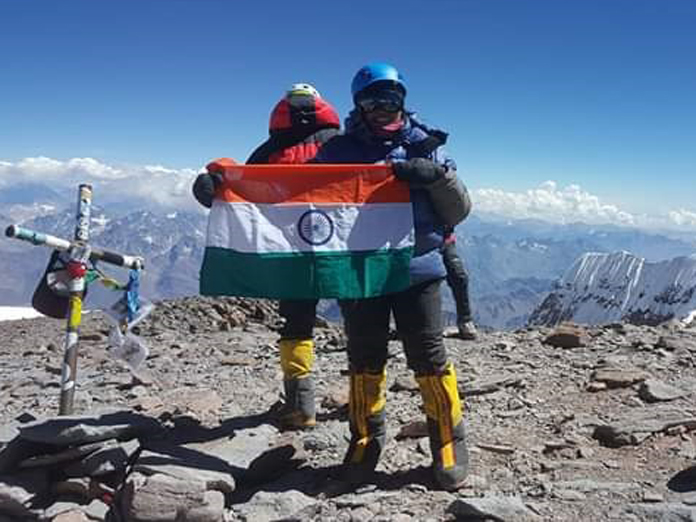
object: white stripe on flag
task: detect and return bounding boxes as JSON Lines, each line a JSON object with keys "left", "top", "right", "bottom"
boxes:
{"left": 207, "top": 201, "right": 415, "bottom": 254}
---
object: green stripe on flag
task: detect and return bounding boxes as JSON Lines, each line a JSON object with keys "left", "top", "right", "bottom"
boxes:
{"left": 200, "top": 247, "right": 414, "bottom": 299}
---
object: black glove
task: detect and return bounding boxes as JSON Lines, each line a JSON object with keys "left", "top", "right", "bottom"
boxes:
{"left": 192, "top": 172, "right": 222, "bottom": 208}
{"left": 392, "top": 158, "right": 446, "bottom": 186}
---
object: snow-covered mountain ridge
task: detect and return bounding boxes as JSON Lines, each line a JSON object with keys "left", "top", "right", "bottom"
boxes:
{"left": 529, "top": 251, "right": 696, "bottom": 327}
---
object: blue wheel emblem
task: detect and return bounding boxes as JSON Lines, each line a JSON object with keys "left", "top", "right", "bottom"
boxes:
{"left": 298, "top": 209, "right": 334, "bottom": 246}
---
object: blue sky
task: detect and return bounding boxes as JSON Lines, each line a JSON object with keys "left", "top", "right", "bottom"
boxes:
{"left": 1, "top": 0, "right": 695, "bottom": 229}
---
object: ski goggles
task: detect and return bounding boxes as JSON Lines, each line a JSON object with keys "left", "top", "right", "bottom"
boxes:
{"left": 356, "top": 91, "right": 404, "bottom": 113}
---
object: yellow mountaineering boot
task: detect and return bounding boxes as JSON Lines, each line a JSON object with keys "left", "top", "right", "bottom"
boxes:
{"left": 342, "top": 369, "right": 387, "bottom": 484}
{"left": 416, "top": 362, "right": 469, "bottom": 490}
{"left": 278, "top": 339, "right": 316, "bottom": 429}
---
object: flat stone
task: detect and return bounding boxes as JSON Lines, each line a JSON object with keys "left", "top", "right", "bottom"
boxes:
{"left": 19, "top": 441, "right": 104, "bottom": 469}
{"left": 161, "top": 388, "right": 224, "bottom": 425}
{"left": 543, "top": 324, "right": 589, "bottom": 348}
{"left": 18, "top": 411, "right": 162, "bottom": 446}
{"left": 463, "top": 474, "right": 489, "bottom": 490}
{"left": 191, "top": 423, "right": 278, "bottom": 465}
{"left": 220, "top": 355, "right": 255, "bottom": 366}
{"left": 542, "top": 440, "right": 576, "bottom": 454}
{"left": 462, "top": 374, "right": 524, "bottom": 396}
{"left": 45, "top": 501, "right": 84, "bottom": 519}
{"left": 51, "top": 477, "right": 91, "bottom": 499}
{"left": 593, "top": 410, "right": 696, "bottom": 447}
{"left": 477, "top": 443, "right": 516, "bottom": 455}
{"left": 655, "top": 335, "right": 696, "bottom": 352}
{"left": 591, "top": 368, "right": 650, "bottom": 388}
{"left": 245, "top": 434, "right": 307, "bottom": 484}
{"left": 681, "top": 492, "right": 696, "bottom": 505}
{"left": 586, "top": 381, "right": 608, "bottom": 392}
{"left": 552, "top": 489, "right": 587, "bottom": 501}
{"left": 322, "top": 383, "right": 349, "bottom": 410}
{"left": 14, "top": 412, "right": 38, "bottom": 424}
{"left": 626, "top": 502, "right": 696, "bottom": 521}
{"left": 447, "top": 495, "right": 541, "bottom": 521}
{"left": 184, "top": 490, "right": 225, "bottom": 522}
{"left": 64, "top": 438, "right": 140, "bottom": 477}
{"left": 134, "top": 446, "right": 237, "bottom": 494}
{"left": 52, "top": 511, "right": 90, "bottom": 522}
{"left": 0, "top": 423, "right": 20, "bottom": 446}
{"left": 553, "top": 479, "right": 639, "bottom": 493}
{"left": 395, "top": 421, "right": 428, "bottom": 440}
{"left": 0, "top": 436, "right": 57, "bottom": 474}
{"left": 234, "top": 489, "right": 316, "bottom": 522}
{"left": 85, "top": 498, "right": 110, "bottom": 520}
{"left": 638, "top": 379, "right": 685, "bottom": 402}
{"left": 0, "top": 474, "right": 37, "bottom": 518}
{"left": 120, "top": 472, "right": 211, "bottom": 522}
{"left": 130, "top": 395, "right": 165, "bottom": 415}
{"left": 391, "top": 374, "right": 419, "bottom": 393}
{"left": 334, "top": 491, "right": 402, "bottom": 508}
{"left": 642, "top": 490, "right": 665, "bottom": 502}
{"left": 350, "top": 507, "right": 376, "bottom": 520}
{"left": 131, "top": 369, "right": 157, "bottom": 387}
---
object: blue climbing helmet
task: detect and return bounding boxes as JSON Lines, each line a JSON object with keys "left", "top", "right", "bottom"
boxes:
{"left": 351, "top": 62, "right": 407, "bottom": 101}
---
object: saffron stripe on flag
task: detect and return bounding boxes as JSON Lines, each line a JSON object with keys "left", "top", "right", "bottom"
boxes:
{"left": 200, "top": 247, "right": 414, "bottom": 299}
{"left": 213, "top": 164, "right": 409, "bottom": 205}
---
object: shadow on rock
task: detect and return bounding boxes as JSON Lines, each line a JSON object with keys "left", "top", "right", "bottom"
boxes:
{"left": 158, "top": 412, "right": 271, "bottom": 445}
{"left": 667, "top": 465, "right": 696, "bottom": 492}
{"left": 374, "top": 465, "right": 435, "bottom": 491}
{"left": 315, "top": 408, "right": 348, "bottom": 423}
{"left": 228, "top": 463, "right": 341, "bottom": 503}
{"left": 229, "top": 462, "right": 436, "bottom": 505}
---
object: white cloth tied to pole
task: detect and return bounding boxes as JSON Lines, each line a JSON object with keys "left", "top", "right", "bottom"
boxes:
{"left": 104, "top": 297, "right": 154, "bottom": 372}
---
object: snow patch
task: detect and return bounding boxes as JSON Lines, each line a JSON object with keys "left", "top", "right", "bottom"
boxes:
{"left": 682, "top": 309, "right": 696, "bottom": 327}
{"left": 530, "top": 252, "right": 696, "bottom": 326}
{"left": 0, "top": 307, "right": 43, "bottom": 321}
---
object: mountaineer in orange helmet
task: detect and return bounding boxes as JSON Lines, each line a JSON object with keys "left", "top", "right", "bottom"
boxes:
{"left": 248, "top": 84, "right": 340, "bottom": 430}
{"left": 247, "top": 83, "right": 340, "bottom": 164}
{"left": 193, "top": 83, "right": 340, "bottom": 429}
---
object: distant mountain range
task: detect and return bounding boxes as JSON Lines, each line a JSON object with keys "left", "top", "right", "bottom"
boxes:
{"left": 0, "top": 207, "right": 207, "bottom": 311}
{"left": 1, "top": 192, "right": 694, "bottom": 329}
{"left": 528, "top": 251, "right": 696, "bottom": 327}
{"left": 452, "top": 215, "right": 696, "bottom": 329}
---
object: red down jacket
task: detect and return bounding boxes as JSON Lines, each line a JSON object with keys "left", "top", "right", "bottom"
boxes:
{"left": 246, "top": 92, "right": 340, "bottom": 165}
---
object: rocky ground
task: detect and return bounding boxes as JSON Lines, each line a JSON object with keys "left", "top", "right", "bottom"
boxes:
{"left": 1, "top": 296, "right": 696, "bottom": 521}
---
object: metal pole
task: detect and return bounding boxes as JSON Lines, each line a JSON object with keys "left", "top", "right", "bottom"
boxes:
{"left": 58, "top": 184, "right": 92, "bottom": 415}
{"left": 4, "top": 225, "right": 144, "bottom": 270}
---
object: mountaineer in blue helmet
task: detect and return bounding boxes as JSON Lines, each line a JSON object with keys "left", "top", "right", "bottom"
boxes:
{"left": 313, "top": 62, "right": 472, "bottom": 490}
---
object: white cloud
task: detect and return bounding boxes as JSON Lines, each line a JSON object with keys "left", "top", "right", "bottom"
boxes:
{"left": 2, "top": 158, "right": 695, "bottom": 233}
{"left": 668, "top": 209, "right": 696, "bottom": 228}
{"left": 473, "top": 181, "right": 696, "bottom": 232}
{"left": 0, "top": 156, "right": 200, "bottom": 210}
{"left": 119, "top": 163, "right": 200, "bottom": 207}
{"left": 474, "top": 180, "right": 636, "bottom": 226}
{"left": 66, "top": 157, "right": 124, "bottom": 179}
{"left": 0, "top": 156, "right": 124, "bottom": 181}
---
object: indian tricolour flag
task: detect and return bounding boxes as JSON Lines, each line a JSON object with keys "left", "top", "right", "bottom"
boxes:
{"left": 199, "top": 158, "right": 414, "bottom": 299}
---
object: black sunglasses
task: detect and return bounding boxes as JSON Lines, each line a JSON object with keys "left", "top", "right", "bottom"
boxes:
{"left": 357, "top": 92, "right": 404, "bottom": 113}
